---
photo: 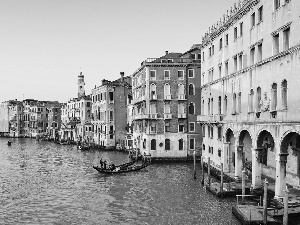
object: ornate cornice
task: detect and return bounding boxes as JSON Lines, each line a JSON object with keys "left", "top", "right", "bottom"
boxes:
{"left": 202, "top": 0, "right": 260, "bottom": 48}
{"left": 201, "top": 43, "right": 300, "bottom": 88}
{"left": 271, "top": 22, "right": 292, "bottom": 36}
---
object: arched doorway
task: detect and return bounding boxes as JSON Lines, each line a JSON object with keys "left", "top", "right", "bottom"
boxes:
{"left": 224, "top": 128, "right": 235, "bottom": 173}
{"left": 237, "top": 130, "right": 253, "bottom": 178}
{"left": 257, "top": 130, "right": 275, "bottom": 167}
{"left": 276, "top": 132, "right": 300, "bottom": 197}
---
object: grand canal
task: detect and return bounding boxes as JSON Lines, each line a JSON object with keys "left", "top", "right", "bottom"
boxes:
{"left": 0, "top": 138, "right": 240, "bottom": 224}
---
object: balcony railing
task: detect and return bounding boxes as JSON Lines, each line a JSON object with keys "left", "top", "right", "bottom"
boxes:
{"left": 178, "top": 94, "right": 186, "bottom": 100}
{"left": 142, "top": 58, "right": 200, "bottom": 66}
{"left": 164, "top": 95, "right": 172, "bottom": 100}
{"left": 197, "top": 114, "right": 224, "bottom": 123}
{"left": 150, "top": 95, "right": 158, "bottom": 100}
{"left": 178, "top": 113, "right": 186, "bottom": 119}
{"left": 164, "top": 113, "right": 172, "bottom": 119}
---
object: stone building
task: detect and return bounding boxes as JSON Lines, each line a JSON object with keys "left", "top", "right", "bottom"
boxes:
{"left": 60, "top": 72, "right": 92, "bottom": 142}
{"left": 0, "top": 100, "right": 23, "bottom": 137}
{"left": 131, "top": 47, "right": 201, "bottom": 158}
{"left": 90, "top": 72, "right": 131, "bottom": 149}
{"left": 46, "top": 103, "right": 62, "bottom": 140}
{"left": 197, "top": 0, "right": 300, "bottom": 197}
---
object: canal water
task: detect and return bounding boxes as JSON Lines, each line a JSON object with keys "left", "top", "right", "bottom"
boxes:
{"left": 0, "top": 138, "right": 240, "bottom": 224}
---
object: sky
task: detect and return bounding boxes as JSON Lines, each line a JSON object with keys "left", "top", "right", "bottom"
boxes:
{"left": 0, "top": 0, "right": 237, "bottom": 103}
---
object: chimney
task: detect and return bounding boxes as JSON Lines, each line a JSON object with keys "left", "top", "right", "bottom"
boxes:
{"left": 165, "top": 51, "right": 168, "bottom": 55}
{"left": 120, "top": 72, "right": 124, "bottom": 82}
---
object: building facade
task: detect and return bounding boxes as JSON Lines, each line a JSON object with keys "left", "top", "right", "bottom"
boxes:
{"left": 197, "top": 0, "right": 300, "bottom": 197}
{"left": 91, "top": 72, "right": 131, "bottom": 149}
{"left": 132, "top": 48, "right": 201, "bottom": 158}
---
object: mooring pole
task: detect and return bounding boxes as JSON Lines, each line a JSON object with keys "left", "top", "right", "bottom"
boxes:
{"left": 283, "top": 185, "right": 289, "bottom": 225}
{"left": 242, "top": 169, "right": 246, "bottom": 202}
{"left": 220, "top": 163, "right": 224, "bottom": 197}
{"left": 208, "top": 157, "right": 211, "bottom": 187}
{"left": 263, "top": 178, "right": 268, "bottom": 225}
{"left": 201, "top": 155, "right": 204, "bottom": 185}
{"left": 193, "top": 150, "right": 196, "bottom": 179}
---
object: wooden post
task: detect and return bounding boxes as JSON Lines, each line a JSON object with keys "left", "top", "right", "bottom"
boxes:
{"left": 193, "top": 150, "right": 196, "bottom": 179}
{"left": 242, "top": 169, "right": 246, "bottom": 202}
{"left": 263, "top": 178, "right": 268, "bottom": 225}
{"left": 201, "top": 156, "right": 204, "bottom": 185}
{"left": 283, "top": 185, "right": 289, "bottom": 225}
{"left": 220, "top": 163, "right": 224, "bottom": 197}
{"left": 208, "top": 157, "right": 211, "bottom": 187}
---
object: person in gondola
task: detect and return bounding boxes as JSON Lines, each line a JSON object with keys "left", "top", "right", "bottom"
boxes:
{"left": 110, "top": 164, "right": 116, "bottom": 171}
{"left": 103, "top": 160, "right": 107, "bottom": 170}
{"left": 99, "top": 159, "right": 103, "bottom": 169}
{"left": 7, "top": 140, "right": 11, "bottom": 146}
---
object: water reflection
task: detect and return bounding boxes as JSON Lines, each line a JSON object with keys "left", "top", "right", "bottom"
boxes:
{"left": 0, "top": 138, "right": 240, "bottom": 224}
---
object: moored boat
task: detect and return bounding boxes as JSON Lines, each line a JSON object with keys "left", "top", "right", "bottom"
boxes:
{"left": 93, "top": 161, "right": 149, "bottom": 174}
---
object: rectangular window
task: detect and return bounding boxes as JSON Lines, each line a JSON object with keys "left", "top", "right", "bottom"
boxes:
{"left": 219, "top": 38, "right": 223, "bottom": 50}
{"left": 179, "top": 139, "right": 184, "bottom": 150}
{"left": 218, "top": 127, "right": 222, "bottom": 140}
{"left": 165, "top": 122, "right": 170, "bottom": 132}
{"left": 219, "top": 65, "right": 222, "bottom": 78}
{"left": 258, "top": 6, "right": 263, "bottom": 22}
{"left": 250, "top": 47, "right": 255, "bottom": 65}
{"left": 189, "top": 122, "right": 195, "bottom": 132}
{"left": 164, "top": 70, "right": 170, "bottom": 80}
{"left": 191, "top": 54, "right": 196, "bottom": 59}
{"left": 179, "top": 124, "right": 184, "bottom": 132}
{"left": 240, "top": 22, "right": 243, "bottom": 37}
{"left": 212, "top": 45, "right": 214, "bottom": 55}
{"left": 209, "top": 47, "right": 212, "bottom": 57}
{"left": 202, "top": 125, "right": 205, "bottom": 137}
{"left": 251, "top": 13, "right": 255, "bottom": 28}
{"left": 274, "top": 0, "right": 280, "bottom": 10}
{"left": 197, "top": 53, "right": 201, "bottom": 60}
{"left": 188, "top": 69, "right": 194, "bottom": 78}
{"left": 202, "top": 52, "right": 205, "bottom": 62}
{"left": 189, "top": 138, "right": 195, "bottom": 150}
{"left": 234, "top": 27, "right": 237, "bottom": 39}
{"left": 273, "top": 34, "right": 279, "bottom": 55}
{"left": 150, "top": 70, "right": 156, "bottom": 80}
{"left": 178, "top": 70, "right": 184, "bottom": 80}
{"left": 257, "top": 43, "right": 262, "bottom": 62}
{"left": 283, "top": 28, "right": 290, "bottom": 51}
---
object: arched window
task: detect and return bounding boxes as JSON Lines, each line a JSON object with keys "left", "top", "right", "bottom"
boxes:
{"left": 281, "top": 80, "right": 287, "bottom": 110}
{"left": 189, "top": 103, "right": 195, "bottom": 114}
{"left": 224, "top": 95, "right": 228, "bottom": 115}
{"left": 150, "top": 83, "right": 156, "bottom": 97}
{"left": 164, "top": 83, "right": 171, "bottom": 97}
{"left": 165, "top": 139, "right": 170, "bottom": 150}
{"left": 271, "top": 83, "right": 277, "bottom": 111}
{"left": 232, "top": 93, "right": 237, "bottom": 114}
{"left": 249, "top": 89, "right": 254, "bottom": 112}
{"left": 218, "top": 96, "right": 222, "bottom": 115}
{"left": 151, "top": 139, "right": 156, "bottom": 150}
{"left": 179, "top": 139, "right": 184, "bottom": 150}
{"left": 188, "top": 84, "right": 195, "bottom": 95}
{"left": 208, "top": 99, "right": 211, "bottom": 115}
{"left": 257, "top": 87, "right": 261, "bottom": 111}
{"left": 178, "top": 84, "right": 185, "bottom": 95}
{"left": 211, "top": 98, "right": 214, "bottom": 115}
{"left": 238, "top": 92, "right": 241, "bottom": 113}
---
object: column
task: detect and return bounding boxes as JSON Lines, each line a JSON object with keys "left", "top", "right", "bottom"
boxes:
{"left": 235, "top": 145, "right": 243, "bottom": 178}
{"left": 252, "top": 148, "right": 262, "bottom": 189}
{"left": 275, "top": 152, "right": 289, "bottom": 198}
{"left": 223, "top": 143, "right": 230, "bottom": 172}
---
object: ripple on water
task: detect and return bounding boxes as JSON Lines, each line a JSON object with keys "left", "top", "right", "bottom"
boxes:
{"left": 0, "top": 138, "right": 240, "bottom": 225}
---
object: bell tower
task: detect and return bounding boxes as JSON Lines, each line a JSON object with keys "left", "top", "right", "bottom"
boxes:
{"left": 78, "top": 71, "right": 85, "bottom": 98}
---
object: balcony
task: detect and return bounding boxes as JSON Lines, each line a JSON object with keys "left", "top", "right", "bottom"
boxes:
{"left": 164, "top": 95, "right": 172, "bottom": 100}
{"left": 150, "top": 95, "right": 158, "bottom": 100}
{"left": 149, "top": 113, "right": 158, "bottom": 119}
{"left": 178, "top": 113, "right": 187, "bottom": 119}
{"left": 178, "top": 94, "right": 186, "bottom": 100}
{"left": 197, "top": 114, "right": 224, "bottom": 123}
{"left": 164, "top": 113, "right": 172, "bottom": 119}
{"left": 109, "top": 100, "right": 114, "bottom": 104}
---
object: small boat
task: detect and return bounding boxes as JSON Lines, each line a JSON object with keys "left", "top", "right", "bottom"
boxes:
{"left": 93, "top": 162, "right": 149, "bottom": 174}
{"left": 78, "top": 144, "right": 90, "bottom": 150}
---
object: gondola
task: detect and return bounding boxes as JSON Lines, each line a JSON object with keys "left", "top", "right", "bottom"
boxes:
{"left": 93, "top": 162, "right": 149, "bottom": 174}
{"left": 78, "top": 145, "right": 90, "bottom": 150}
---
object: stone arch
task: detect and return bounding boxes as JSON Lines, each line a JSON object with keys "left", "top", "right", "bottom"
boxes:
{"left": 280, "top": 130, "right": 300, "bottom": 154}
{"left": 224, "top": 127, "right": 236, "bottom": 173}
{"left": 225, "top": 127, "right": 234, "bottom": 143}
{"left": 238, "top": 129, "right": 253, "bottom": 168}
{"left": 256, "top": 129, "right": 276, "bottom": 166}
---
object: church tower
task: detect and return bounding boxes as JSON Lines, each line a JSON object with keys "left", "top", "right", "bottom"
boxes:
{"left": 78, "top": 71, "right": 85, "bottom": 98}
